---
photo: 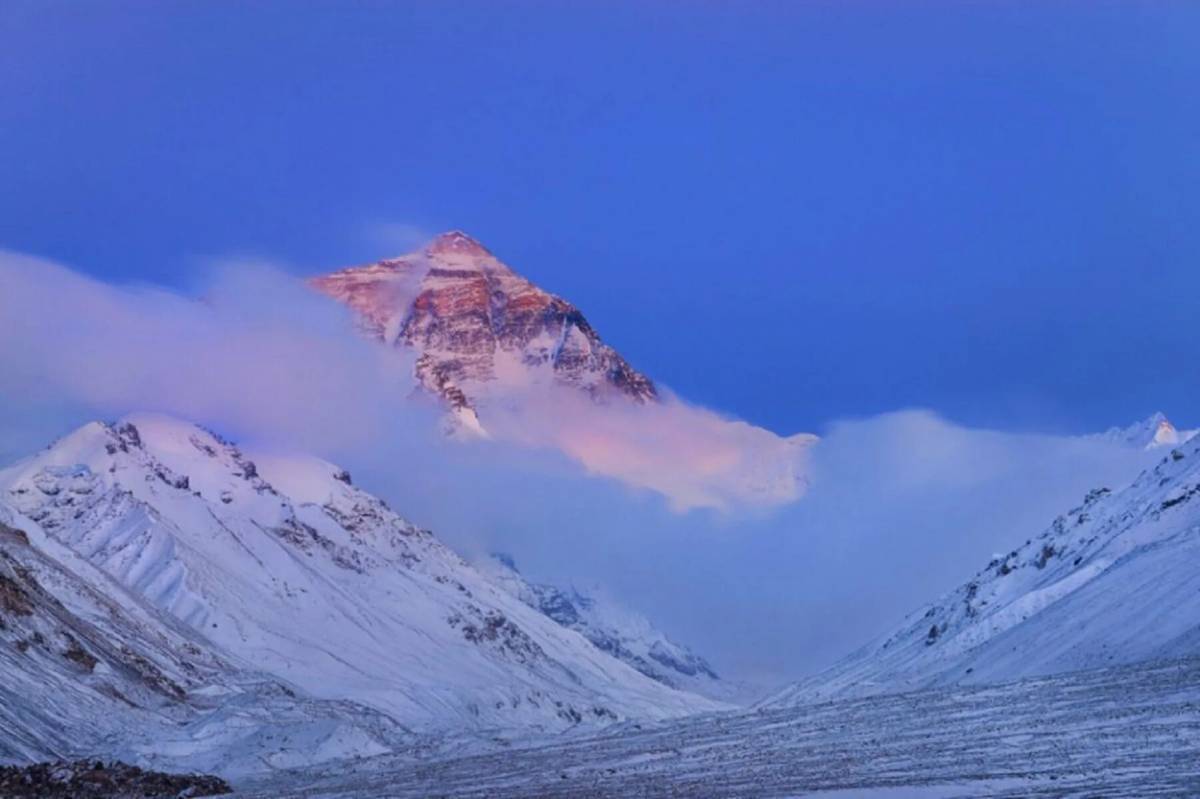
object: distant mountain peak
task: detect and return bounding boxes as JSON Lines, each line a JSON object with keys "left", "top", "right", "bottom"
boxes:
{"left": 1096, "top": 412, "right": 1194, "bottom": 450}
{"left": 1151, "top": 415, "right": 1180, "bottom": 445}
{"left": 312, "top": 234, "right": 658, "bottom": 432}
{"left": 425, "top": 230, "right": 493, "bottom": 258}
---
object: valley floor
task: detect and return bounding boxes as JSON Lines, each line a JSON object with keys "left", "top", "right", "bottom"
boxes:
{"left": 233, "top": 657, "right": 1200, "bottom": 798}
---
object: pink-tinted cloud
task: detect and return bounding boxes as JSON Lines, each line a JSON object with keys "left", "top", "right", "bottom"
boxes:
{"left": 481, "top": 383, "right": 815, "bottom": 511}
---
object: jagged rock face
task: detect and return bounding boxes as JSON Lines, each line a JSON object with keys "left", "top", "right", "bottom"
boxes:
{"left": 312, "top": 231, "right": 657, "bottom": 420}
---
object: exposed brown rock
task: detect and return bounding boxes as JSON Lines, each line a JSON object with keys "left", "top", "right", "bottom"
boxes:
{"left": 312, "top": 231, "right": 657, "bottom": 419}
{"left": 0, "top": 573, "right": 34, "bottom": 617}
{"left": 63, "top": 636, "right": 99, "bottom": 671}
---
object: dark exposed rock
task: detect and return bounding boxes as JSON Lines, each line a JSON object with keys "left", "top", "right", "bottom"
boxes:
{"left": 1160, "top": 484, "right": 1199, "bottom": 510}
{"left": 647, "top": 642, "right": 719, "bottom": 680}
{"left": 114, "top": 423, "right": 142, "bottom": 451}
{"left": 0, "top": 573, "right": 34, "bottom": 617}
{"left": 0, "top": 760, "right": 230, "bottom": 798}
{"left": 63, "top": 636, "right": 99, "bottom": 671}
{"left": 153, "top": 466, "right": 190, "bottom": 491}
{"left": 450, "top": 609, "right": 544, "bottom": 664}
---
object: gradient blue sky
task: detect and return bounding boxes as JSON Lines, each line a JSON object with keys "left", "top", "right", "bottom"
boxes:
{"left": 3, "top": 1, "right": 1197, "bottom": 436}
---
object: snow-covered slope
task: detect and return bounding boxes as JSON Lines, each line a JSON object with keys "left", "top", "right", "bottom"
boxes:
{"left": 0, "top": 506, "right": 410, "bottom": 777}
{"left": 480, "top": 555, "right": 753, "bottom": 704}
{"left": 765, "top": 424, "right": 1200, "bottom": 707}
{"left": 0, "top": 415, "right": 720, "bottom": 738}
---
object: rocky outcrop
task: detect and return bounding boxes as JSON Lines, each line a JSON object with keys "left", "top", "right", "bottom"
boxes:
{"left": 312, "top": 231, "right": 657, "bottom": 425}
{"left": 0, "top": 760, "right": 230, "bottom": 798}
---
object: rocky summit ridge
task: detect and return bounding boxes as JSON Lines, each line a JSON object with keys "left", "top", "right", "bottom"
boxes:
{"left": 312, "top": 232, "right": 657, "bottom": 432}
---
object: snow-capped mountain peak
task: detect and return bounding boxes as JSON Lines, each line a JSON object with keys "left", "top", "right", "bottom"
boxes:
{"left": 0, "top": 415, "right": 720, "bottom": 740}
{"left": 311, "top": 233, "right": 818, "bottom": 511}
{"left": 425, "top": 229, "right": 495, "bottom": 259}
{"left": 1147, "top": 414, "right": 1190, "bottom": 448}
{"left": 312, "top": 232, "right": 658, "bottom": 431}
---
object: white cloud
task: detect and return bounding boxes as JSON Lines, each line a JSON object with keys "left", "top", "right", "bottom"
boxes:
{"left": 0, "top": 250, "right": 1160, "bottom": 688}
{"left": 0, "top": 250, "right": 424, "bottom": 458}
{"left": 479, "top": 383, "right": 815, "bottom": 511}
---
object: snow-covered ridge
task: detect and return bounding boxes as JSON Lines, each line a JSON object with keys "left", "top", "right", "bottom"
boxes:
{"left": 765, "top": 417, "right": 1200, "bottom": 707}
{"left": 480, "top": 555, "right": 755, "bottom": 704}
{"left": 0, "top": 414, "right": 720, "bottom": 745}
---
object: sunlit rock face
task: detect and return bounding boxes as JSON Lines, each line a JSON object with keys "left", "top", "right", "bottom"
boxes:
{"left": 314, "top": 231, "right": 817, "bottom": 511}
{"left": 313, "top": 231, "right": 657, "bottom": 431}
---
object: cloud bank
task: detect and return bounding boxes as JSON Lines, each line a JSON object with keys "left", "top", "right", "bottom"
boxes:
{"left": 0, "top": 250, "right": 1160, "bottom": 689}
{"left": 0, "top": 251, "right": 423, "bottom": 461}
{"left": 478, "top": 384, "right": 815, "bottom": 512}
{"left": 404, "top": 407, "right": 1155, "bottom": 687}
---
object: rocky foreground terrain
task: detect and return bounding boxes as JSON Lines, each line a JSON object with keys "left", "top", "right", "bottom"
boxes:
{"left": 231, "top": 656, "right": 1200, "bottom": 798}
{"left": 0, "top": 760, "right": 229, "bottom": 798}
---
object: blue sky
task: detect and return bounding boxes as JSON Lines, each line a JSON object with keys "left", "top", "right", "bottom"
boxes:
{"left": 3, "top": 1, "right": 1198, "bottom": 435}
